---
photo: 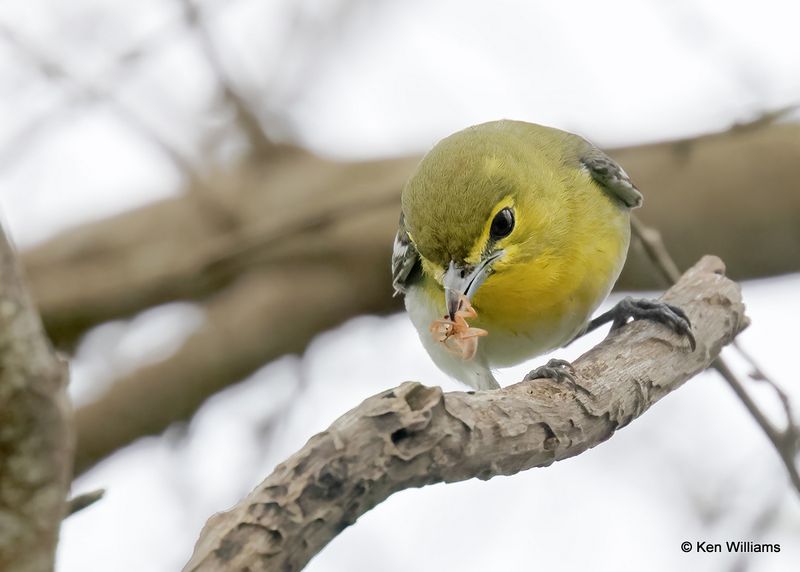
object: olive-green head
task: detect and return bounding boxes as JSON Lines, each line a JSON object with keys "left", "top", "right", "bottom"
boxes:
{"left": 398, "top": 119, "right": 640, "bottom": 322}
{"left": 401, "top": 119, "right": 579, "bottom": 267}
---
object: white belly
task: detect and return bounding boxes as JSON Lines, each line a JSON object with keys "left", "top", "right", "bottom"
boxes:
{"left": 405, "top": 286, "right": 501, "bottom": 389}
{"left": 404, "top": 250, "right": 625, "bottom": 390}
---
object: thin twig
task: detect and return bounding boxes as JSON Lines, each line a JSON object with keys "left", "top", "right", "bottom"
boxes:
{"left": 734, "top": 338, "right": 795, "bottom": 420}
{"left": 178, "top": 0, "right": 275, "bottom": 157}
{"left": 713, "top": 359, "right": 800, "bottom": 492}
{"left": 629, "top": 215, "right": 682, "bottom": 284}
{"left": 0, "top": 24, "right": 198, "bottom": 180}
{"left": 0, "top": 13, "right": 188, "bottom": 173}
{"left": 630, "top": 214, "right": 800, "bottom": 495}
{"left": 729, "top": 104, "right": 800, "bottom": 134}
{"left": 0, "top": 23, "right": 243, "bottom": 230}
{"left": 66, "top": 489, "right": 106, "bottom": 517}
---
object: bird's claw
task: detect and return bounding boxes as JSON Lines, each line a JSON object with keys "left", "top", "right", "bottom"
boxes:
{"left": 525, "top": 358, "right": 575, "bottom": 383}
{"left": 610, "top": 297, "right": 696, "bottom": 351}
{"left": 524, "top": 359, "right": 591, "bottom": 396}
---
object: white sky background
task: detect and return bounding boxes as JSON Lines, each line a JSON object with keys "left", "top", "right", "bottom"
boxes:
{"left": 0, "top": 0, "right": 798, "bottom": 570}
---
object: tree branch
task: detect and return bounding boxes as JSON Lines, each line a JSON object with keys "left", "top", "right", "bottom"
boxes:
{"left": 70, "top": 161, "right": 406, "bottom": 475}
{"left": 0, "top": 222, "right": 73, "bottom": 571}
{"left": 630, "top": 215, "right": 800, "bottom": 495}
{"left": 178, "top": 0, "right": 276, "bottom": 157}
{"left": 184, "top": 255, "right": 747, "bottom": 572}
{"left": 0, "top": 23, "right": 198, "bottom": 179}
{"left": 66, "top": 489, "right": 105, "bottom": 517}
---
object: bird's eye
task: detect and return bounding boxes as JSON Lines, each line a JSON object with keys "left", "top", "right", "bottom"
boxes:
{"left": 489, "top": 207, "right": 515, "bottom": 240}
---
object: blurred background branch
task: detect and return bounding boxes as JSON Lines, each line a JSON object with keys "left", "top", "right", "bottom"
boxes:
{"left": 0, "top": 22, "right": 198, "bottom": 178}
{"left": 631, "top": 215, "right": 800, "bottom": 494}
{"left": 178, "top": 0, "right": 275, "bottom": 157}
{"left": 66, "top": 489, "right": 105, "bottom": 517}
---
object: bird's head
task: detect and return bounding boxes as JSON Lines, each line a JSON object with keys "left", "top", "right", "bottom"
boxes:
{"left": 401, "top": 120, "right": 569, "bottom": 320}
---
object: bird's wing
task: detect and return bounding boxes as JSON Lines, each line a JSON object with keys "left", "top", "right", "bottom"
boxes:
{"left": 580, "top": 146, "right": 643, "bottom": 208}
{"left": 391, "top": 213, "right": 421, "bottom": 296}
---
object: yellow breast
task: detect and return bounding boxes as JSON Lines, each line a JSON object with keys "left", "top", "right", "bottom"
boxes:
{"left": 474, "top": 187, "right": 630, "bottom": 359}
{"left": 415, "top": 168, "right": 632, "bottom": 367}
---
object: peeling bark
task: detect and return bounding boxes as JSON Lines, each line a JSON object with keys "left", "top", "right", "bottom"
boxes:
{"left": 185, "top": 256, "right": 747, "bottom": 571}
{"left": 0, "top": 225, "right": 73, "bottom": 571}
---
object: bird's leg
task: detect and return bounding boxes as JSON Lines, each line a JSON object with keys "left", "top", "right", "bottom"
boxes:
{"left": 527, "top": 297, "right": 694, "bottom": 394}
{"left": 524, "top": 359, "right": 592, "bottom": 396}
{"left": 574, "top": 296, "right": 696, "bottom": 350}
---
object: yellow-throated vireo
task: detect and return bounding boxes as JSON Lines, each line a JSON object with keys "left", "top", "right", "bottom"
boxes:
{"left": 392, "top": 120, "right": 695, "bottom": 390}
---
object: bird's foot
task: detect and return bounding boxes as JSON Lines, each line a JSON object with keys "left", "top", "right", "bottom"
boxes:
{"left": 605, "top": 296, "right": 696, "bottom": 350}
{"left": 524, "top": 358, "right": 576, "bottom": 383}
{"left": 524, "top": 359, "right": 591, "bottom": 396}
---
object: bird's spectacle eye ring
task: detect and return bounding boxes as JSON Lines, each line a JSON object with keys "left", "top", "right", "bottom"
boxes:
{"left": 489, "top": 207, "right": 515, "bottom": 240}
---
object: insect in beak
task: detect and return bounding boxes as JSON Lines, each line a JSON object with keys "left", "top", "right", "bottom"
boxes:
{"left": 442, "top": 251, "right": 503, "bottom": 320}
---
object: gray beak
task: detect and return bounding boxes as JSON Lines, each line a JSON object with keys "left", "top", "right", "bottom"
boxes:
{"left": 443, "top": 252, "right": 503, "bottom": 320}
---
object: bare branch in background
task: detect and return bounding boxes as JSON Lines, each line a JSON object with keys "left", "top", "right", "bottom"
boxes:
{"left": 0, "top": 21, "right": 250, "bottom": 230}
{"left": 630, "top": 216, "right": 800, "bottom": 494}
{"left": 728, "top": 104, "right": 800, "bottom": 133}
{"left": 264, "top": 0, "right": 368, "bottom": 112}
{"left": 71, "top": 168, "right": 405, "bottom": 475}
{"left": 0, "top": 24, "right": 198, "bottom": 179}
{"left": 178, "top": 0, "right": 275, "bottom": 157}
{"left": 0, "top": 13, "right": 189, "bottom": 173}
{"left": 0, "top": 221, "right": 72, "bottom": 571}
{"left": 714, "top": 359, "right": 800, "bottom": 493}
{"left": 184, "top": 256, "right": 746, "bottom": 571}
{"left": 629, "top": 216, "right": 682, "bottom": 284}
{"left": 66, "top": 489, "right": 105, "bottom": 517}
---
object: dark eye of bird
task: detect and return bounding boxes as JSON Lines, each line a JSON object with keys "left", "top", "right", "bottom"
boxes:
{"left": 489, "top": 207, "right": 515, "bottom": 240}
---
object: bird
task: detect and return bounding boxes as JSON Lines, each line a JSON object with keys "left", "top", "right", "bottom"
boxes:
{"left": 391, "top": 120, "right": 695, "bottom": 390}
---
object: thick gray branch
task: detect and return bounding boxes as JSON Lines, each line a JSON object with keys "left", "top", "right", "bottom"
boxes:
{"left": 184, "top": 256, "right": 747, "bottom": 572}
{"left": 0, "top": 225, "right": 72, "bottom": 571}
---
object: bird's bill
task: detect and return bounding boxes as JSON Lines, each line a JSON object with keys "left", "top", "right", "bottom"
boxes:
{"left": 443, "top": 252, "right": 503, "bottom": 320}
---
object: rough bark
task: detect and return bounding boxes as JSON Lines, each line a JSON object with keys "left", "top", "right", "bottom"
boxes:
{"left": 184, "top": 255, "right": 747, "bottom": 572}
{"left": 0, "top": 225, "right": 73, "bottom": 571}
{"left": 64, "top": 121, "right": 798, "bottom": 476}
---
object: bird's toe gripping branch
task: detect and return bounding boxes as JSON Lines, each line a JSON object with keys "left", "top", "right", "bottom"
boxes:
{"left": 524, "top": 358, "right": 592, "bottom": 396}
{"left": 582, "top": 296, "right": 696, "bottom": 351}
